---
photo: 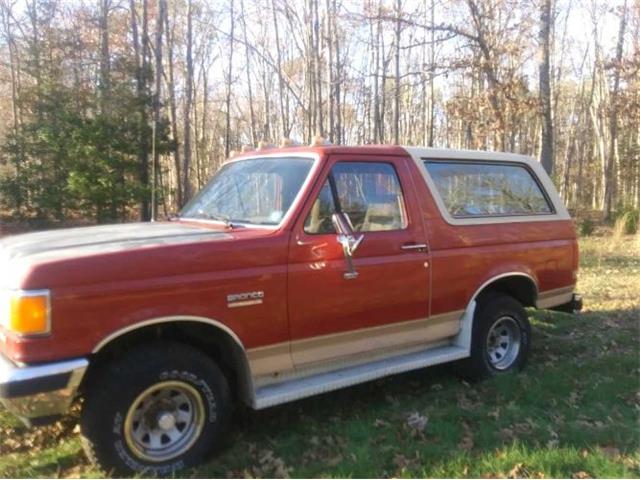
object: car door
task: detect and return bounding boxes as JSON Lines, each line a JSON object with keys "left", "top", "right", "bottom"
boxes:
{"left": 287, "top": 154, "right": 436, "bottom": 367}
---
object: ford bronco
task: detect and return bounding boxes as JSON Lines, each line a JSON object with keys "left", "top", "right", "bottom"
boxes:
{"left": 0, "top": 144, "right": 582, "bottom": 473}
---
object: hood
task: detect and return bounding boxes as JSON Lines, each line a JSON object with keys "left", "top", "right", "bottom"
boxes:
{"left": 0, "top": 222, "right": 232, "bottom": 288}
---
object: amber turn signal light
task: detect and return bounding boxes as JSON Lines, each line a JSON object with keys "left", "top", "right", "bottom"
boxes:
{"left": 7, "top": 291, "right": 51, "bottom": 336}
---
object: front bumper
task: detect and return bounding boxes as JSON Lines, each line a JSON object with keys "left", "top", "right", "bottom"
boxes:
{"left": 0, "top": 353, "right": 88, "bottom": 426}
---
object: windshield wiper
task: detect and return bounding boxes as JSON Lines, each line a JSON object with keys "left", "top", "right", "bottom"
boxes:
{"left": 186, "top": 210, "right": 237, "bottom": 228}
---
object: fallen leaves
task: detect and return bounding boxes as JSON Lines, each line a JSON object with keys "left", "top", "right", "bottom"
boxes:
{"left": 392, "top": 452, "right": 421, "bottom": 476}
{"left": 0, "top": 416, "right": 78, "bottom": 456}
{"left": 546, "top": 426, "right": 559, "bottom": 448}
{"left": 373, "top": 418, "right": 390, "bottom": 428}
{"left": 406, "top": 412, "right": 428, "bottom": 434}
{"left": 488, "top": 407, "right": 501, "bottom": 420}
{"left": 254, "top": 449, "right": 292, "bottom": 478}
{"left": 301, "top": 434, "right": 348, "bottom": 469}
{"left": 385, "top": 394, "right": 400, "bottom": 407}
{"left": 597, "top": 446, "right": 620, "bottom": 459}
{"left": 571, "top": 471, "right": 592, "bottom": 479}
{"left": 507, "top": 463, "right": 527, "bottom": 478}
{"left": 499, "top": 418, "right": 537, "bottom": 442}
{"left": 223, "top": 444, "right": 294, "bottom": 478}
{"left": 564, "top": 390, "right": 582, "bottom": 409}
{"left": 457, "top": 392, "right": 481, "bottom": 411}
{"left": 505, "top": 463, "right": 546, "bottom": 479}
{"left": 576, "top": 416, "right": 606, "bottom": 429}
{"left": 458, "top": 421, "right": 474, "bottom": 450}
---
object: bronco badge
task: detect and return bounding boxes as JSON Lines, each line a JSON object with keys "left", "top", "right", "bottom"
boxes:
{"left": 227, "top": 291, "right": 264, "bottom": 308}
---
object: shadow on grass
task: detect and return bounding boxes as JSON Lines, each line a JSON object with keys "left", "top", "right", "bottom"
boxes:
{"left": 190, "top": 308, "right": 639, "bottom": 478}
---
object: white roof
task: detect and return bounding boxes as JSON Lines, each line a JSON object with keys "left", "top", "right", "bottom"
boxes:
{"left": 402, "top": 146, "right": 536, "bottom": 165}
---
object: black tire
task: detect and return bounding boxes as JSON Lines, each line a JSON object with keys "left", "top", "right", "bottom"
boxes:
{"left": 457, "top": 292, "right": 531, "bottom": 381}
{"left": 80, "top": 341, "right": 231, "bottom": 476}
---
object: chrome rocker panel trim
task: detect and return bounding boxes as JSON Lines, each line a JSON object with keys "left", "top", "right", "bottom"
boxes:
{"left": 0, "top": 354, "right": 88, "bottom": 426}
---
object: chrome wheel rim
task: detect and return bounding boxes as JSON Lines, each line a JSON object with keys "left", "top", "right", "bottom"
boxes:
{"left": 486, "top": 316, "right": 521, "bottom": 370}
{"left": 124, "top": 381, "right": 205, "bottom": 463}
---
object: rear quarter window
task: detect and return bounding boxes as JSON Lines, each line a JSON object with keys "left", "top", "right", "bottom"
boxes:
{"left": 424, "top": 161, "right": 553, "bottom": 218}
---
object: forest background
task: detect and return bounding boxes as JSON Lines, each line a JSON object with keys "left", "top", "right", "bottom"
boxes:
{"left": 0, "top": 0, "right": 637, "bottom": 229}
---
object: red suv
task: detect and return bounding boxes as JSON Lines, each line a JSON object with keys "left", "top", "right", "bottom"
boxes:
{"left": 0, "top": 144, "right": 581, "bottom": 474}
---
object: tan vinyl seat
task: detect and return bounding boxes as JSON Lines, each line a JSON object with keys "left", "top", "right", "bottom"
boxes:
{"left": 361, "top": 194, "right": 403, "bottom": 231}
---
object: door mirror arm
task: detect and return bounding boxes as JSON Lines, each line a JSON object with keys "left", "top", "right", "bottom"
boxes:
{"left": 332, "top": 213, "right": 364, "bottom": 279}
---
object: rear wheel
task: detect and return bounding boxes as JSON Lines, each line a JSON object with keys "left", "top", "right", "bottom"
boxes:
{"left": 458, "top": 293, "right": 531, "bottom": 380}
{"left": 81, "top": 342, "right": 231, "bottom": 475}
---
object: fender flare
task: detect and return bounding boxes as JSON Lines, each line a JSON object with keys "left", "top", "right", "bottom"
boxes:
{"left": 91, "top": 315, "right": 255, "bottom": 406}
{"left": 453, "top": 272, "right": 538, "bottom": 351}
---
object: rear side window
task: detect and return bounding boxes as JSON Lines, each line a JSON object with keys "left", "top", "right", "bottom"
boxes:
{"left": 424, "top": 161, "right": 553, "bottom": 218}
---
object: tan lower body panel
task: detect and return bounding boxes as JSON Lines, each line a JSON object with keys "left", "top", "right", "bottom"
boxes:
{"left": 290, "top": 311, "right": 462, "bottom": 366}
{"left": 536, "top": 286, "right": 575, "bottom": 309}
{"left": 247, "top": 311, "right": 463, "bottom": 381}
{"left": 246, "top": 342, "right": 293, "bottom": 377}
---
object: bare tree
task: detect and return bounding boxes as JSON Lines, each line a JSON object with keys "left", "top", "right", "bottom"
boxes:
{"left": 393, "top": 0, "right": 401, "bottom": 145}
{"left": 151, "top": 0, "right": 166, "bottom": 220}
{"left": 539, "top": 0, "right": 554, "bottom": 175}
{"left": 0, "top": 0, "right": 638, "bottom": 223}
{"left": 603, "top": 0, "right": 628, "bottom": 220}
{"left": 164, "top": 0, "right": 182, "bottom": 208}
{"left": 240, "top": 0, "right": 257, "bottom": 145}
{"left": 225, "top": 0, "right": 235, "bottom": 158}
{"left": 183, "top": 0, "right": 194, "bottom": 203}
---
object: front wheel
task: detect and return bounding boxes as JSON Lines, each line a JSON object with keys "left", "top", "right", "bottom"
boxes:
{"left": 80, "top": 342, "right": 231, "bottom": 475}
{"left": 458, "top": 293, "right": 531, "bottom": 380}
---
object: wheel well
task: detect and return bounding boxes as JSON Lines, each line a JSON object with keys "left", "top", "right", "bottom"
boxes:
{"left": 475, "top": 275, "right": 537, "bottom": 307}
{"left": 83, "top": 321, "right": 253, "bottom": 405}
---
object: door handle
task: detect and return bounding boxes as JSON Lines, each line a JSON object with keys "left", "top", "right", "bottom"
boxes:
{"left": 401, "top": 243, "right": 428, "bottom": 252}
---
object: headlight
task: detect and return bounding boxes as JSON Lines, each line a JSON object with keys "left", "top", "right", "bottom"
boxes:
{"left": 1, "top": 289, "right": 51, "bottom": 336}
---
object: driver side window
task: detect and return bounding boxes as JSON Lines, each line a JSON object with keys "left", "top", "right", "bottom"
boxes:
{"left": 304, "top": 180, "right": 337, "bottom": 234}
{"left": 304, "top": 162, "right": 407, "bottom": 234}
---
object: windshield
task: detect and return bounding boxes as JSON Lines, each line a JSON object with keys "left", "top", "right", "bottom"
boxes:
{"left": 180, "top": 156, "right": 314, "bottom": 226}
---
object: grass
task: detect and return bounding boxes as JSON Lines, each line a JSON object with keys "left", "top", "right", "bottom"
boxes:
{"left": 0, "top": 234, "right": 638, "bottom": 478}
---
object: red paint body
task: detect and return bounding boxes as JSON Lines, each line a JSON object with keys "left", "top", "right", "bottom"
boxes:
{"left": 0, "top": 145, "right": 578, "bottom": 364}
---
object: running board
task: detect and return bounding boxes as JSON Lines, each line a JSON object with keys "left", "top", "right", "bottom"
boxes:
{"left": 253, "top": 345, "right": 469, "bottom": 409}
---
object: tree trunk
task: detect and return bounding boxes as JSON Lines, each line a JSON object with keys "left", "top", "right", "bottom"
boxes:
{"left": 603, "top": 0, "right": 627, "bottom": 220}
{"left": 182, "top": 0, "right": 194, "bottom": 203}
{"left": 333, "top": 0, "right": 342, "bottom": 143}
{"left": 393, "top": 0, "right": 401, "bottom": 145}
{"left": 99, "top": 0, "right": 111, "bottom": 110}
{"left": 130, "top": 0, "right": 151, "bottom": 220}
{"left": 325, "top": 0, "right": 334, "bottom": 141}
{"left": 240, "top": 0, "right": 257, "bottom": 145}
{"left": 151, "top": 0, "right": 166, "bottom": 220}
{"left": 539, "top": 0, "right": 554, "bottom": 175}
{"left": 164, "top": 2, "right": 182, "bottom": 209}
{"left": 271, "top": 0, "right": 287, "bottom": 140}
{"left": 225, "top": 0, "right": 235, "bottom": 158}
{"left": 1, "top": 2, "right": 23, "bottom": 211}
{"left": 313, "top": 0, "right": 323, "bottom": 136}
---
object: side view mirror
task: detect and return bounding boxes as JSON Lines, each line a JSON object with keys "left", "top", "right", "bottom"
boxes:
{"left": 332, "top": 212, "right": 364, "bottom": 280}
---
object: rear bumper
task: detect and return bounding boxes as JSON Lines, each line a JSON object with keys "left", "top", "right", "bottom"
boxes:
{"left": 0, "top": 353, "right": 88, "bottom": 426}
{"left": 550, "top": 293, "right": 583, "bottom": 314}
{"left": 570, "top": 293, "right": 583, "bottom": 312}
